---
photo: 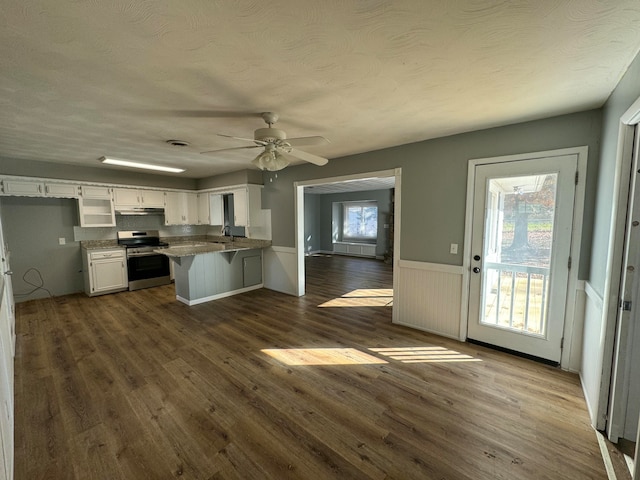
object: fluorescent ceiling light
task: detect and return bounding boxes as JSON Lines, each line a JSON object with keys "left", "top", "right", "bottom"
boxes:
{"left": 99, "top": 156, "right": 185, "bottom": 173}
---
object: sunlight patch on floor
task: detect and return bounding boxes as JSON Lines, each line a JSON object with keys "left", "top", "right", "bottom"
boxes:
{"left": 318, "top": 288, "right": 393, "bottom": 308}
{"left": 369, "top": 346, "right": 481, "bottom": 363}
{"left": 262, "top": 348, "right": 389, "bottom": 366}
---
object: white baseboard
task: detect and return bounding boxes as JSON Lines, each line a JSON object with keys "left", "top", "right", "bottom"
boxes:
{"left": 176, "top": 284, "right": 263, "bottom": 306}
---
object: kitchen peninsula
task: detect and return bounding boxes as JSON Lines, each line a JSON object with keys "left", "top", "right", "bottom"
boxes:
{"left": 159, "top": 238, "right": 271, "bottom": 306}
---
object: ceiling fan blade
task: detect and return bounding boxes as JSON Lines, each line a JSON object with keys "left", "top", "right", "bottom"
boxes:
{"left": 159, "top": 110, "right": 265, "bottom": 118}
{"left": 283, "top": 148, "right": 329, "bottom": 166}
{"left": 217, "top": 133, "right": 267, "bottom": 146}
{"left": 286, "top": 136, "right": 330, "bottom": 147}
{"left": 201, "top": 145, "right": 260, "bottom": 154}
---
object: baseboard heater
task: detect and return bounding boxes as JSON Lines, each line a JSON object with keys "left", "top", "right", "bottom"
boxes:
{"left": 332, "top": 241, "right": 376, "bottom": 258}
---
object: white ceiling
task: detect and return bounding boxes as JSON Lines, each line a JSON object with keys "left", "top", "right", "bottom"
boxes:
{"left": 2, "top": 1, "right": 640, "bottom": 179}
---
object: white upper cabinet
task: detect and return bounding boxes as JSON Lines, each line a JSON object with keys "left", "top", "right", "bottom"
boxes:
{"left": 141, "top": 190, "right": 165, "bottom": 208}
{"left": 81, "top": 185, "right": 112, "bottom": 200}
{"left": 78, "top": 186, "right": 115, "bottom": 227}
{"left": 2, "top": 180, "right": 42, "bottom": 196}
{"left": 197, "top": 193, "right": 210, "bottom": 225}
{"left": 113, "top": 188, "right": 139, "bottom": 208}
{"left": 231, "top": 185, "right": 263, "bottom": 228}
{"left": 164, "top": 192, "right": 198, "bottom": 225}
{"left": 209, "top": 194, "right": 224, "bottom": 226}
{"left": 44, "top": 183, "right": 80, "bottom": 198}
{"left": 113, "top": 188, "right": 165, "bottom": 209}
{"left": 232, "top": 188, "right": 248, "bottom": 226}
{"left": 1, "top": 179, "right": 80, "bottom": 198}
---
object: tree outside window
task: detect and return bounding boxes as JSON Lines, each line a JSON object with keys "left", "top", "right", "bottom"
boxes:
{"left": 343, "top": 202, "right": 378, "bottom": 240}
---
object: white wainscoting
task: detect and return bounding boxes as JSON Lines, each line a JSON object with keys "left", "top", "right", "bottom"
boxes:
{"left": 566, "top": 281, "right": 586, "bottom": 373}
{"left": 580, "top": 281, "right": 605, "bottom": 427}
{"left": 394, "top": 260, "right": 464, "bottom": 339}
{"left": 263, "top": 246, "right": 299, "bottom": 296}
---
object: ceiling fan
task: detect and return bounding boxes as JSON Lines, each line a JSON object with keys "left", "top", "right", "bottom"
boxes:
{"left": 201, "top": 112, "right": 329, "bottom": 171}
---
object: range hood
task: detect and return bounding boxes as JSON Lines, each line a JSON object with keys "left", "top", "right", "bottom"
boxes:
{"left": 115, "top": 207, "right": 165, "bottom": 216}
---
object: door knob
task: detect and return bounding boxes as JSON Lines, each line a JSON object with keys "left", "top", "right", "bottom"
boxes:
{"left": 473, "top": 255, "right": 481, "bottom": 261}
{"left": 4, "top": 271, "right": 12, "bottom": 276}
{"left": 472, "top": 267, "right": 480, "bottom": 273}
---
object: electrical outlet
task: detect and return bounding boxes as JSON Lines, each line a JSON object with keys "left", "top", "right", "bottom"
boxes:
{"left": 450, "top": 243, "right": 458, "bottom": 254}
{"left": 58, "top": 237, "right": 66, "bottom": 245}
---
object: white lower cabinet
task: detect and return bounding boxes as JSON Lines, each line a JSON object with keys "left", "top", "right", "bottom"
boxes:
{"left": 82, "top": 248, "right": 128, "bottom": 296}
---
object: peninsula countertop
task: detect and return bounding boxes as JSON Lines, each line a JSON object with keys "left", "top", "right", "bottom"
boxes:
{"left": 158, "top": 238, "right": 271, "bottom": 258}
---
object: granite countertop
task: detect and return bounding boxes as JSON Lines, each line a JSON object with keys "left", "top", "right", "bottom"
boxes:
{"left": 81, "top": 235, "right": 271, "bottom": 253}
{"left": 158, "top": 242, "right": 249, "bottom": 258}
{"left": 158, "top": 237, "right": 272, "bottom": 258}
{"left": 80, "top": 240, "right": 122, "bottom": 250}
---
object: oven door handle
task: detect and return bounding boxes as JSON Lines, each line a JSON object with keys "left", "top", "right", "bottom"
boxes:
{"left": 127, "top": 251, "right": 166, "bottom": 258}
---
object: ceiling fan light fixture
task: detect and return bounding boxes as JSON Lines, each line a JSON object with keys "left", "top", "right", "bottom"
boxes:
{"left": 251, "top": 150, "right": 290, "bottom": 171}
{"left": 99, "top": 156, "right": 185, "bottom": 173}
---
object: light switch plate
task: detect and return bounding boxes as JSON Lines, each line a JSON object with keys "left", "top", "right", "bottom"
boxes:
{"left": 58, "top": 237, "right": 66, "bottom": 245}
{"left": 450, "top": 243, "right": 458, "bottom": 254}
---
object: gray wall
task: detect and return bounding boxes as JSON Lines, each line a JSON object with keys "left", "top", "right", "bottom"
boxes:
{"left": 197, "top": 169, "right": 263, "bottom": 190}
{"left": 315, "top": 189, "right": 393, "bottom": 257}
{"left": 589, "top": 50, "right": 640, "bottom": 295}
{"left": 1, "top": 197, "right": 84, "bottom": 301}
{"left": 303, "top": 193, "right": 321, "bottom": 253}
{"left": 262, "top": 109, "right": 602, "bottom": 276}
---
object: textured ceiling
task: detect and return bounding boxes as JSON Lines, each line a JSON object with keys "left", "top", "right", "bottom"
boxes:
{"left": 1, "top": 1, "right": 640, "bottom": 179}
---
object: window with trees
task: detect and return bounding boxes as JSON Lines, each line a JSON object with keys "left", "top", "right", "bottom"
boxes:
{"left": 343, "top": 202, "right": 378, "bottom": 240}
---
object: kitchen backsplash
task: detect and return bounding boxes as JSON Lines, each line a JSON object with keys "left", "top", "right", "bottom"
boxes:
{"left": 73, "top": 215, "right": 208, "bottom": 241}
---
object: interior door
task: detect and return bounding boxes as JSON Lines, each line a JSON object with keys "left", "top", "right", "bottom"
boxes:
{"left": 608, "top": 125, "right": 640, "bottom": 443}
{"left": 467, "top": 154, "right": 577, "bottom": 363}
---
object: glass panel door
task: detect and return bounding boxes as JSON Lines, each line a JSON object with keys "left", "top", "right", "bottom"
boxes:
{"left": 467, "top": 155, "right": 577, "bottom": 363}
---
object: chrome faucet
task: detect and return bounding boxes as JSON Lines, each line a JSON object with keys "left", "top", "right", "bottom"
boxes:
{"left": 221, "top": 225, "right": 233, "bottom": 241}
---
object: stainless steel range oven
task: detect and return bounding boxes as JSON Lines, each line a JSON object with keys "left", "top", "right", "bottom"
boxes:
{"left": 117, "top": 230, "right": 171, "bottom": 291}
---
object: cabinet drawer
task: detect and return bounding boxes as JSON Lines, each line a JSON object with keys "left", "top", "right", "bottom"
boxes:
{"left": 90, "top": 249, "right": 124, "bottom": 260}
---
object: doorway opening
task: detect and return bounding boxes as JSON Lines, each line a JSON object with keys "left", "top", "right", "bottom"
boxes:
{"left": 294, "top": 169, "right": 401, "bottom": 322}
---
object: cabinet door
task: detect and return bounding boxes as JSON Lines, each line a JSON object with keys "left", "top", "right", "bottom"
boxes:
{"left": 78, "top": 196, "right": 115, "bottom": 227}
{"left": 90, "top": 258, "right": 127, "bottom": 293}
{"left": 141, "top": 190, "right": 165, "bottom": 208}
{"left": 113, "top": 188, "right": 140, "bottom": 208}
{"left": 164, "top": 192, "right": 183, "bottom": 225}
{"left": 44, "top": 183, "right": 79, "bottom": 198}
{"left": 243, "top": 255, "right": 262, "bottom": 287}
{"left": 233, "top": 188, "right": 248, "bottom": 226}
{"left": 197, "top": 193, "right": 210, "bottom": 225}
{"left": 209, "top": 194, "right": 224, "bottom": 225}
{"left": 2, "top": 180, "right": 43, "bottom": 196}
{"left": 185, "top": 193, "right": 199, "bottom": 225}
{"left": 81, "top": 186, "right": 112, "bottom": 200}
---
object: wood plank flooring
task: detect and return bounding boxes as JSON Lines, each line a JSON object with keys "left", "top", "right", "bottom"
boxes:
{"left": 15, "top": 254, "right": 607, "bottom": 479}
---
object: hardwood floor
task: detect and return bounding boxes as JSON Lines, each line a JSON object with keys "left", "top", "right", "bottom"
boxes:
{"left": 15, "top": 255, "right": 607, "bottom": 479}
